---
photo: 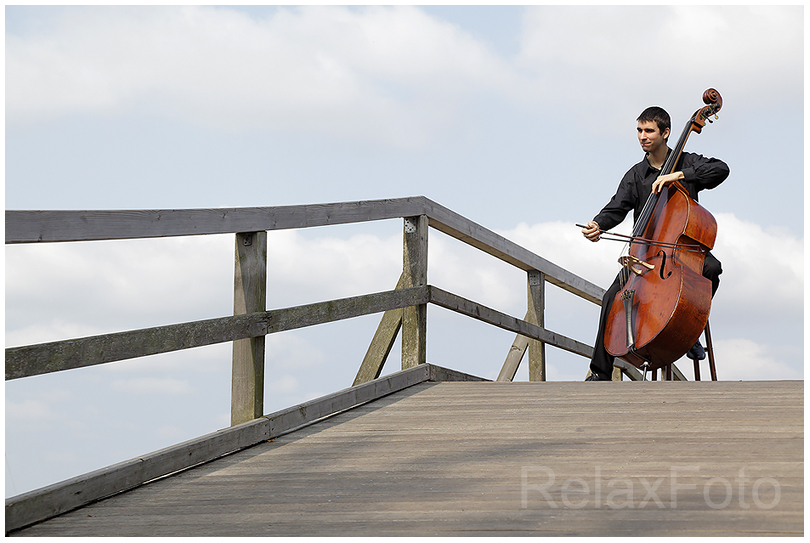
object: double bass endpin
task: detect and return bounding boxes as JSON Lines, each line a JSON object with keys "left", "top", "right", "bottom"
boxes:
{"left": 640, "top": 360, "right": 650, "bottom": 381}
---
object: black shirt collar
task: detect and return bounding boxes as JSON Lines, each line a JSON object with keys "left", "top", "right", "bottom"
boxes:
{"left": 643, "top": 147, "right": 673, "bottom": 175}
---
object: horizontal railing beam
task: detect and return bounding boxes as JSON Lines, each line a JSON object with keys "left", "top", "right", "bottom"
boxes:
{"left": 6, "top": 287, "right": 431, "bottom": 381}
{"left": 428, "top": 286, "right": 594, "bottom": 359}
{"left": 422, "top": 200, "right": 604, "bottom": 304}
{"left": 6, "top": 283, "right": 592, "bottom": 381}
{"left": 6, "top": 197, "right": 604, "bottom": 304}
{"left": 5, "top": 198, "right": 427, "bottom": 244}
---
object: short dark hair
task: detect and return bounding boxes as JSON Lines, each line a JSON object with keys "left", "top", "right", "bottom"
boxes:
{"left": 637, "top": 106, "right": 671, "bottom": 140}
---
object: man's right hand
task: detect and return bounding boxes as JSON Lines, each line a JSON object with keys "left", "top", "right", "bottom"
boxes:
{"left": 581, "top": 221, "right": 601, "bottom": 242}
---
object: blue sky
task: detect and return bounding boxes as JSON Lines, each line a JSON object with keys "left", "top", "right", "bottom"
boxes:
{"left": 5, "top": 5, "right": 804, "bottom": 498}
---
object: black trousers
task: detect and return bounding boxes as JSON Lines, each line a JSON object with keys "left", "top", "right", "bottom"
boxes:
{"left": 589, "top": 252, "right": 722, "bottom": 378}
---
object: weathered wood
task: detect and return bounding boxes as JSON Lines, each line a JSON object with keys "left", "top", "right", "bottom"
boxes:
{"left": 670, "top": 363, "right": 687, "bottom": 381}
{"left": 428, "top": 286, "right": 594, "bottom": 360}
{"left": 497, "top": 318, "right": 529, "bottom": 381}
{"left": 231, "top": 232, "right": 267, "bottom": 425}
{"left": 6, "top": 287, "right": 431, "bottom": 381}
{"left": 421, "top": 199, "right": 605, "bottom": 305}
{"left": 10, "top": 380, "right": 803, "bottom": 537}
{"left": 527, "top": 270, "right": 546, "bottom": 382}
{"left": 4, "top": 198, "right": 426, "bottom": 244}
{"left": 353, "top": 273, "right": 405, "bottom": 386}
{"left": 705, "top": 320, "right": 718, "bottom": 381}
{"left": 401, "top": 216, "right": 428, "bottom": 370}
{"left": 5, "top": 313, "right": 268, "bottom": 380}
{"left": 612, "top": 358, "right": 684, "bottom": 382}
{"left": 8, "top": 363, "right": 484, "bottom": 533}
{"left": 7, "top": 197, "right": 605, "bottom": 308}
{"left": 428, "top": 364, "right": 489, "bottom": 382}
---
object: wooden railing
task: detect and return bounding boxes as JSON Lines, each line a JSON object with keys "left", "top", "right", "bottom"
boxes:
{"left": 7, "top": 196, "right": 688, "bottom": 531}
{"left": 6, "top": 197, "right": 666, "bottom": 400}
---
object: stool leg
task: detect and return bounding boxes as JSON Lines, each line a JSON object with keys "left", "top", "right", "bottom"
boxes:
{"left": 693, "top": 358, "right": 701, "bottom": 381}
{"left": 704, "top": 320, "right": 718, "bottom": 381}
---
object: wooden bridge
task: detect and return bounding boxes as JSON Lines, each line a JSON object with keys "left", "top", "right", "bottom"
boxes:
{"left": 5, "top": 197, "right": 803, "bottom": 535}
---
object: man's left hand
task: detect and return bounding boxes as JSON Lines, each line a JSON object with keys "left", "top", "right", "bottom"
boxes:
{"left": 652, "top": 171, "right": 685, "bottom": 193}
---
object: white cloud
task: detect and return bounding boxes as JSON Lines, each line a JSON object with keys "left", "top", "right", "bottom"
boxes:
{"left": 5, "top": 320, "right": 103, "bottom": 349}
{"left": 5, "top": 399, "right": 53, "bottom": 421}
{"left": 515, "top": 6, "right": 802, "bottom": 134}
{"left": 502, "top": 219, "right": 629, "bottom": 289}
{"left": 7, "top": 212, "right": 801, "bottom": 380}
{"left": 711, "top": 338, "right": 802, "bottom": 381}
{"left": 155, "top": 425, "right": 188, "bottom": 441}
{"left": 5, "top": 235, "right": 234, "bottom": 344}
{"left": 518, "top": 6, "right": 801, "bottom": 94}
{"left": 266, "top": 374, "right": 299, "bottom": 395}
{"left": 265, "top": 229, "right": 402, "bottom": 306}
{"left": 500, "top": 213, "right": 803, "bottom": 320}
{"left": 266, "top": 333, "right": 326, "bottom": 371}
{"left": 713, "top": 213, "right": 803, "bottom": 318}
{"left": 6, "top": 5, "right": 800, "bottom": 151}
{"left": 497, "top": 214, "right": 803, "bottom": 379}
{"left": 111, "top": 377, "right": 193, "bottom": 395}
{"left": 6, "top": 6, "right": 514, "bottom": 147}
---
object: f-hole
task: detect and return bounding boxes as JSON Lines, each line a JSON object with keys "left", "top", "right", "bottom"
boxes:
{"left": 658, "top": 250, "right": 673, "bottom": 280}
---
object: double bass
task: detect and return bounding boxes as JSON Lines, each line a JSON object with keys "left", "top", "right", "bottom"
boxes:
{"left": 603, "top": 89, "right": 723, "bottom": 373}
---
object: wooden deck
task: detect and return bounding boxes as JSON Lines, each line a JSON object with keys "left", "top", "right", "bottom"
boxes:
{"left": 10, "top": 379, "right": 803, "bottom": 536}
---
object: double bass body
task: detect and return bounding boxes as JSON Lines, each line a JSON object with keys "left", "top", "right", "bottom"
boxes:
{"left": 604, "top": 181, "right": 716, "bottom": 370}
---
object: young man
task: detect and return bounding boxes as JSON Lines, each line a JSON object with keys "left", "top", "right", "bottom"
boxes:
{"left": 581, "top": 106, "right": 729, "bottom": 381}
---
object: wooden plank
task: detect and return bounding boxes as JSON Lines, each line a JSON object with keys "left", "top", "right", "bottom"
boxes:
{"left": 401, "top": 216, "right": 428, "bottom": 369}
{"left": 353, "top": 273, "right": 405, "bottom": 386}
{"left": 5, "top": 363, "right": 441, "bottom": 532}
{"left": 5, "top": 313, "right": 268, "bottom": 380}
{"left": 5, "top": 198, "right": 426, "bottom": 244}
{"left": 5, "top": 286, "right": 431, "bottom": 381}
{"left": 428, "top": 286, "right": 594, "bottom": 359}
{"left": 421, "top": 198, "right": 605, "bottom": 305}
{"left": 6, "top": 197, "right": 605, "bottom": 308}
{"left": 497, "top": 316, "right": 529, "bottom": 381}
{"left": 231, "top": 232, "right": 267, "bottom": 425}
{"left": 527, "top": 271, "right": 546, "bottom": 381}
{"left": 10, "top": 380, "right": 802, "bottom": 537}
{"left": 428, "top": 364, "right": 489, "bottom": 382}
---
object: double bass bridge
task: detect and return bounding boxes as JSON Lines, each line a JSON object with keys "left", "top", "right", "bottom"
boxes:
{"left": 618, "top": 255, "right": 654, "bottom": 276}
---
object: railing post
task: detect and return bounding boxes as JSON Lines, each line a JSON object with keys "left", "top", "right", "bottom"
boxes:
{"left": 401, "top": 215, "right": 428, "bottom": 369}
{"left": 527, "top": 270, "right": 546, "bottom": 381}
{"left": 231, "top": 231, "right": 267, "bottom": 425}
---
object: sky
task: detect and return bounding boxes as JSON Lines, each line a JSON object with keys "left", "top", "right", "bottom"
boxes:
{"left": 4, "top": 5, "right": 804, "bottom": 498}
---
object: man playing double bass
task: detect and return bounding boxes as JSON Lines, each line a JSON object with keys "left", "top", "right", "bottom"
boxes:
{"left": 581, "top": 106, "right": 729, "bottom": 381}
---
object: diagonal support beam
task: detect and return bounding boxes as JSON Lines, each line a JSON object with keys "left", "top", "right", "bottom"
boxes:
{"left": 353, "top": 273, "right": 405, "bottom": 386}
{"left": 497, "top": 315, "right": 530, "bottom": 382}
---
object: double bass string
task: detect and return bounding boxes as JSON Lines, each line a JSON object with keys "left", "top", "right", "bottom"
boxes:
{"left": 575, "top": 224, "right": 704, "bottom": 253}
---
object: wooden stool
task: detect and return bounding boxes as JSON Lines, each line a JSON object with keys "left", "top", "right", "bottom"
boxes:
{"left": 692, "top": 320, "right": 718, "bottom": 381}
{"left": 653, "top": 321, "right": 717, "bottom": 381}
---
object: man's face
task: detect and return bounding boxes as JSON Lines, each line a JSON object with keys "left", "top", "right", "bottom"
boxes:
{"left": 637, "top": 120, "right": 669, "bottom": 154}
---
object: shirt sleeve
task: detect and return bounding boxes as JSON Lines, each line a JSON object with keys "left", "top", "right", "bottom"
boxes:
{"left": 592, "top": 168, "right": 636, "bottom": 232}
{"left": 680, "top": 152, "right": 729, "bottom": 191}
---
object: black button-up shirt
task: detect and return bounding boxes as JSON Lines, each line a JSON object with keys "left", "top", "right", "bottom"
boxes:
{"left": 593, "top": 150, "right": 730, "bottom": 232}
